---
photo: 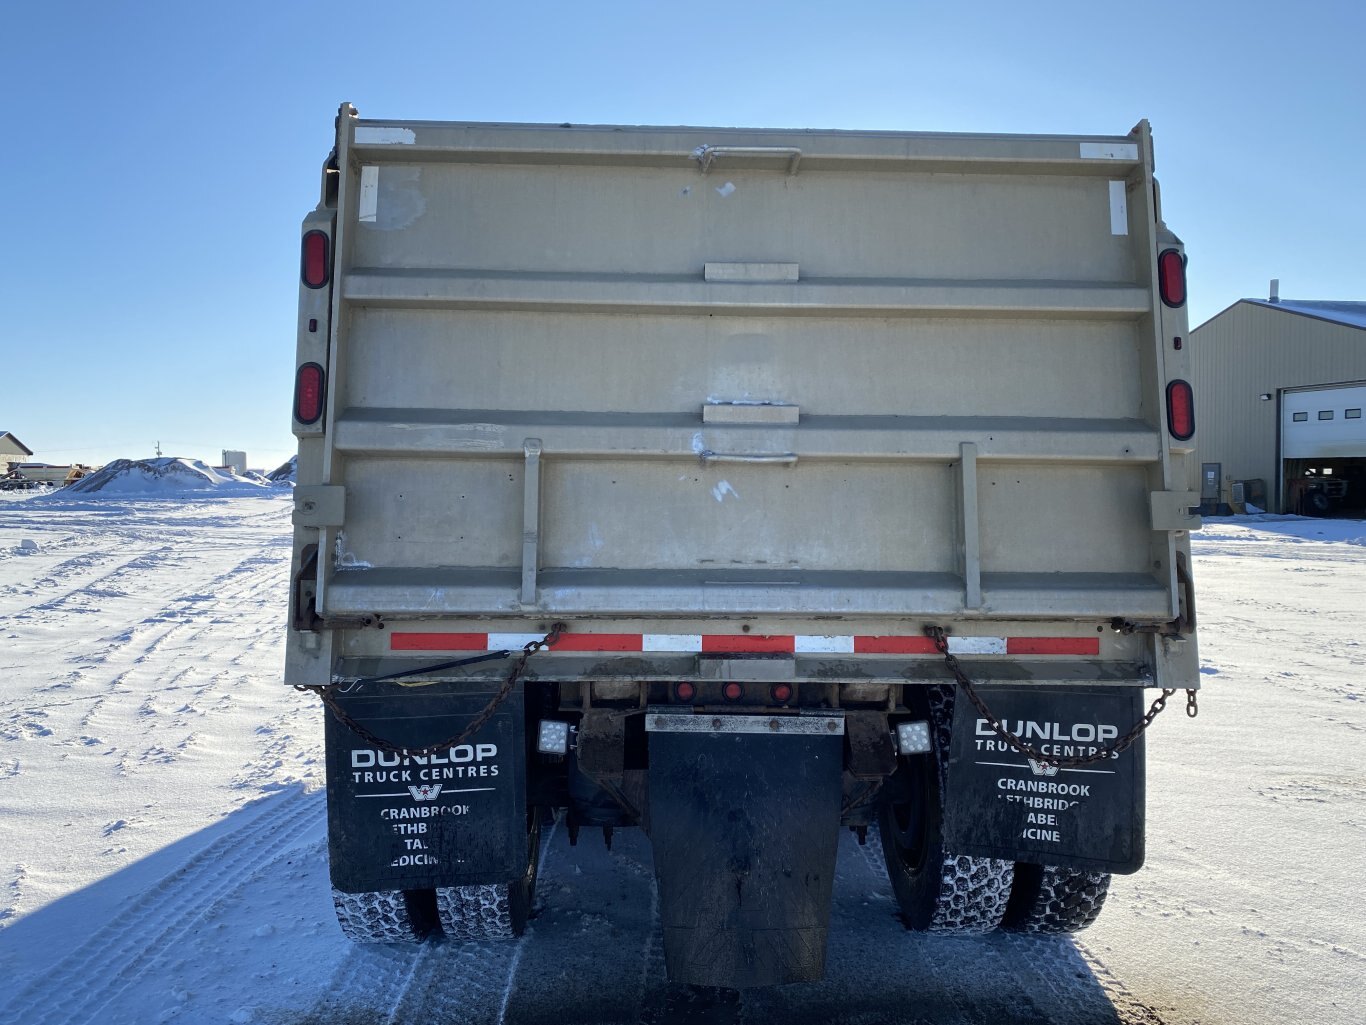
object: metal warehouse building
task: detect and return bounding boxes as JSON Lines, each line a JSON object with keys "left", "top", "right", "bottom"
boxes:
{"left": 1189, "top": 292, "right": 1366, "bottom": 516}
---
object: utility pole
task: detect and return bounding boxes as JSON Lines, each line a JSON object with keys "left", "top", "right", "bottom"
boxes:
{"left": 155, "top": 440, "right": 163, "bottom": 457}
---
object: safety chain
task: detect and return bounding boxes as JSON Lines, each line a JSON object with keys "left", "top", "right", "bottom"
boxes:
{"left": 925, "top": 626, "right": 1198, "bottom": 769}
{"left": 296, "top": 622, "right": 567, "bottom": 758}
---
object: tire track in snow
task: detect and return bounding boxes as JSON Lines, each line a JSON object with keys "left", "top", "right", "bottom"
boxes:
{"left": 0, "top": 545, "right": 170, "bottom": 619}
{"left": 31, "top": 548, "right": 175, "bottom": 614}
{"left": 0, "top": 547, "right": 135, "bottom": 603}
{"left": 15, "top": 542, "right": 290, "bottom": 754}
{"left": 7, "top": 787, "right": 324, "bottom": 1025}
{"left": 2, "top": 664, "right": 199, "bottom": 723}
{"left": 3, "top": 512, "right": 286, "bottom": 639}
{"left": 91, "top": 547, "right": 285, "bottom": 678}
{"left": 7, "top": 550, "right": 226, "bottom": 676}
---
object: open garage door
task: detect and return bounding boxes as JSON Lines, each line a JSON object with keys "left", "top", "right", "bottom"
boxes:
{"left": 1281, "top": 382, "right": 1366, "bottom": 516}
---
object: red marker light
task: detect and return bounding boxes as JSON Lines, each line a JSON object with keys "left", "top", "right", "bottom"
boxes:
{"left": 302, "top": 230, "right": 330, "bottom": 289}
{"left": 674, "top": 682, "right": 697, "bottom": 702}
{"left": 1167, "top": 380, "right": 1195, "bottom": 441}
{"left": 722, "top": 682, "right": 743, "bottom": 702}
{"left": 1158, "top": 249, "right": 1186, "bottom": 308}
{"left": 770, "top": 683, "right": 793, "bottom": 704}
{"left": 295, "top": 362, "right": 325, "bottom": 425}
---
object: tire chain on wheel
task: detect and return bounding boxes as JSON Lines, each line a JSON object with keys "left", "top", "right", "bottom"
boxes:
{"left": 434, "top": 884, "right": 516, "bottom": 940}
{"left": 331, "top": 888, "right": 423, "bottom": 942}
{"left": 333, "top": 877, "right": 531, "bottom": 944}
{"left": 435, "top": 811, "right": 541, "bottom": 940}
{"left": 933, "top": 854, "right": 1015, "bottom": 933}
{"left": 924, "top": 684, "right": 1014, "bottom": 933}
{"left": 1005, "top": 865, "right": 1111, "bottom": 934}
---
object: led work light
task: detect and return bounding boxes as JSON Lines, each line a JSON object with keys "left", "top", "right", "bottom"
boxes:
{"left": 894, "top": 720, "right": 933, "bottom": 755}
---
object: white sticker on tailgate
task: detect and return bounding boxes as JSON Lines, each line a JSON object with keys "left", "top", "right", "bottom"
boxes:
{"left": 359, "top": 166, "right": 379, "bottom": 223}
{"left": 355, "top": 126, "right": 416, "bottom": 145}
{"left": 1109, "top": 180, "right": 1128, "bottom": 236}
{"left": 1080, "top": 141, "right": 1138, "bottom": 160}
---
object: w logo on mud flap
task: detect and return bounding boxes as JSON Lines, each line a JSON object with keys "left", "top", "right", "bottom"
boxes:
{"left": 408, "top": 784, "right": 443, "bottom": 802}
{"left": 1027, "top": 758, "right": 1060, "bottom": 777}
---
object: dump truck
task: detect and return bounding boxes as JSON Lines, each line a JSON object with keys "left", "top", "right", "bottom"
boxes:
{"left": 286, "top": 104, "right": 1201, "bottom": 988}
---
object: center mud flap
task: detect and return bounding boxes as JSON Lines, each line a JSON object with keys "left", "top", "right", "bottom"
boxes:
{"left": 645, "top": 710, "right": 844, "bottom": 989}
{"left": 940, "top": 685, "right": 1146, "bottom": 874}
{"left": 323, "top": 680, "right": 526, "bottom": 893}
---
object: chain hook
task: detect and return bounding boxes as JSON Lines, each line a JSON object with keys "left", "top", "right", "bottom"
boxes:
{"left": 533, "top": 621, "right": 567, "bottom": 653}
{"left": 1186, "top": 689, "right": 1199, "bottom": 718}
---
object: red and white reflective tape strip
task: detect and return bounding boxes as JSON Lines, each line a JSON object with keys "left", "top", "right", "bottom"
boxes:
{"left": 389, "top": 632, "right": 1099, "bottom": 656}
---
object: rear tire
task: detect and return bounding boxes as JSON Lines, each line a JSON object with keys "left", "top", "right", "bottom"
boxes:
{"left": 332, "top": 888, "right": 429, "bottom": 942}
{"left": 435, "top": 884, "right": 522, "bottom": 940}
{"left": 435, "top": 807, "right": 543, "bottom": 939}
{"left": 1003, "top": 863, "right": 1111, "bottom": 934}
{"left": 878, "top": 686, "right": 1013, "bottom": 933}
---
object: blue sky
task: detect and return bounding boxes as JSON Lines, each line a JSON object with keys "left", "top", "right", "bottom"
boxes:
{"left": 3, "top": 0, "right": 1363, "bottom": 470}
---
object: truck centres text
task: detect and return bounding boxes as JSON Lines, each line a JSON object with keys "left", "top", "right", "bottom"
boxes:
{"left": 975, "top": 718, "right": 1120, "bottom": 760}
{"left": 350, "top": 744, "right": 499, "bottom": 784}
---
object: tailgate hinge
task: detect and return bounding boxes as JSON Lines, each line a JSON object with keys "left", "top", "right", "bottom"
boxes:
{"left": 1150, "top": 490, "right": 1201, "bottom": 531}
{"left": 294, "top": 485, "right": 345, "bottom": 527}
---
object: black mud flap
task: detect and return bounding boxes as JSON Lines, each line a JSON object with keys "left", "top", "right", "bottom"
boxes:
{"left": 941, "top": 686, "right": 1145, "bottom": 874}
{"left": 324, "top": 680, "right": 525, "bottom": 893}
{"left": 645, "top": 711, "right": 844, "bottom": 989}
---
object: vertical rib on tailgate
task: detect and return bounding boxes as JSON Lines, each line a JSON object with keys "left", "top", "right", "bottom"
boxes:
{"left": 318, "top": 122, "right": 1178, "bottom": 623}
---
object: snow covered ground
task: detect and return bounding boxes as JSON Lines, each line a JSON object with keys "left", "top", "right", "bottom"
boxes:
{"left": 0, "top": 492, "right": 1362, "bottom": 1025}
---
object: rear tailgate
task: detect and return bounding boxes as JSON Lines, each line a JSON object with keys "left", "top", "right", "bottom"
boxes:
{"left": 309, "top": 118, "right": 1195, "bottom": 629}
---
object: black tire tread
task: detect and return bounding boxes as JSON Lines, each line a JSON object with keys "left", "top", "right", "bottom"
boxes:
{"left": 434, "top": 883, "right": 519, "bottom": 939}
{"left": 1004, "top": 863, "right": 1111, "bottom": 934}
{"left": 331, "top": 887, "right": 424, "bottom": 942}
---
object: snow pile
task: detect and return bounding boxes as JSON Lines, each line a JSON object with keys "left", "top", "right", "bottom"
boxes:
{"left": 266, "top": 454, "right": 297, "bottom": 485}
{"left": 56, "top": 458, "right": 274, "bottom": 496}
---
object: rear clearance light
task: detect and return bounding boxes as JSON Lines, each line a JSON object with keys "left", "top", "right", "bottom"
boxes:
{"left": 674, "top": 682, "right": 697, "bottom": 702}
{"left": 1158, "top": 248, "right": 1186, "bottom": 308}
{"left": 301, "top": 230, "right": 330, "bottom": 289}
{"left": 722, "top": 682, "right": 744, "bottom": 702}
{"left": 770, "top": 683, "right": 793, "bottom": 704}
{"left": 294, "top": 362, "right": 326, "bottom": 425}
{"left": 1167, "top": 380, "right": 1195, "bottom": 441}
